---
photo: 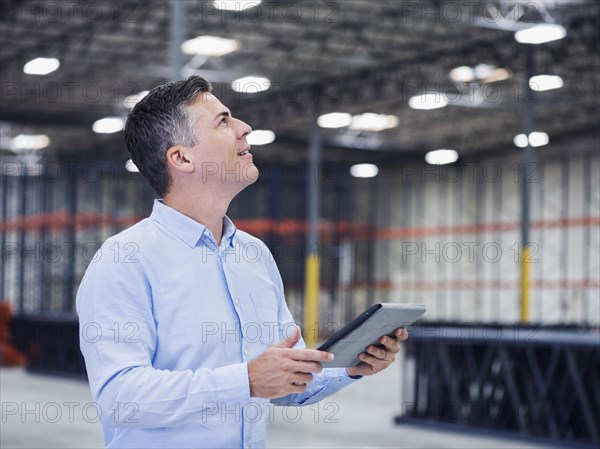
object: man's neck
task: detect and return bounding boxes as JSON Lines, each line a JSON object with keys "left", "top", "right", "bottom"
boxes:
{"left": 163, "top": 190, "right": 232, "bottom": 245}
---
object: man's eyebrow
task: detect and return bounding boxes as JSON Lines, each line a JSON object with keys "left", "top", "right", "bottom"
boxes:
{"left": 214, "top": 111, "right": 231, "bottom": 121}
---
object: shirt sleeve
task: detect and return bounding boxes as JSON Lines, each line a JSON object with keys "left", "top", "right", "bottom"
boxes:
{"left": 262, "top": 247, "right": 360, "bottom": 407}
{"left": 77, "top": 239, "right": 251, "bottom": 428}
{"left": 270, "top": 303, "right": 359, "bottom": 407}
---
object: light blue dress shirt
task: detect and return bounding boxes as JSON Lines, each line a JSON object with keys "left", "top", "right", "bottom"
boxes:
{"left": 77, "top": 200, "right": 357, "bottom": 448}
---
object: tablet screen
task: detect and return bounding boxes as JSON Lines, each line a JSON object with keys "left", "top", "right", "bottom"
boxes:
{"left": 317, "top": 303, "right": 426, "bottom": 368}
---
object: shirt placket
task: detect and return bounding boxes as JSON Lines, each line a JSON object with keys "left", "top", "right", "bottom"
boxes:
{"left": 219, "top": 240, "right": 254, "bottom": 448}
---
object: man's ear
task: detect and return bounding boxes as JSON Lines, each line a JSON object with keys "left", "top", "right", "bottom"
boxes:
{"left": 166, "top": 145, "right": 194, "bottom": 173}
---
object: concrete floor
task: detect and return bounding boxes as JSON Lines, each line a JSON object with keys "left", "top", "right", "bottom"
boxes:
{"left": 1, "top": 366, "right": 553, "bottom": 449}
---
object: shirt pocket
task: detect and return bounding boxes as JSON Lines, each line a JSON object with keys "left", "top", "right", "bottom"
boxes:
{"left": 248, "top": 286, "right": 280, "bottom": 346}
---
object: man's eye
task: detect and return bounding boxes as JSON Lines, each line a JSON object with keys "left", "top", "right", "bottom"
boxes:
{"left": 220, "top": 118, "right": 228, "bottom": 125}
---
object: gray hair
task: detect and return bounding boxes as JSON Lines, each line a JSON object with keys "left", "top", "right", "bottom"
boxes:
{"left": 124, "top": 76, "right": 212, "bottom": 197}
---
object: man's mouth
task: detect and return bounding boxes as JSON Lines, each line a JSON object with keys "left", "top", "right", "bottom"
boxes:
{"left": 238, "top": 147, "right": 251, "bottom": 157}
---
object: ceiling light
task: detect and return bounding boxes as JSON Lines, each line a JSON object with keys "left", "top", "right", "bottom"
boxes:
{"left": 23, "top": 57, "right": 60, "bottom": 75}
{"left": 515, "top": 24, "right": 567, "bottom": 45}
{"left": 513, "top": 134, "right": 529, "bottom": 148}
{"left": 318, "top": 112, "right": 352, "bottom": 129}
{"left": 232, "top": 76, "right": 271, "bottom": 93}
{"left": 125, "top": 159, "right": 140, "bottom": 173}
{"left": 425, "top": 149, "right": 459, "bottom": 165}
{"left": 93, "top": 117, "right": 125, "bottom": 134}
{"left": 473, "top": 64, "right": 494, "bottom": 80}
{"left": 214, "top": 0, "right": 262, "bottom": 11}
{"left": 482, "top": 68, "right": 511, "bottom": 83}
{"left": 529, "top": 132, "right": 549, "bottom": 147}
{"left": 514, "top": 132, "right": 549, "bottom": 148}
{"left": 350, "top": 164, "right": 379, "bottom": 178}
{"left": 350, "top": 113, "right": 399, "bottom": 132}
{"left": 450, "top": 66, "right": 475, "bottom": 83}
{"left": 124, "top": 91, "right": 150, "bottom": 109}
{"left": 450, "top": 65, "right": 512, "bottom": 84}
{"left": 409, "top": 93, "right": 448, "bottom": 110}
{"left": 181, "top": 36, "right": 239, "bottom": 56}
{"left": 11, "top": 134, "right": 50, "bottom": 151}
{"left": 247, "top": 130, "right": 275, "bottom": 145}
{"left": 529, "top": 75, "right": 563, "bottom": 91}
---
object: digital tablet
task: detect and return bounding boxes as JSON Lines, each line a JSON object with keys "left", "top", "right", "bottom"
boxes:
{"left": 317, "top": 303, "right": 426, "bottom": 368}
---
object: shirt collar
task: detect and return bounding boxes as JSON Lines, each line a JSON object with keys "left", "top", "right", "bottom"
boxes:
{"left": 222, "top": 215, "right": 237, "bottom": 249}
{"left": 151, "top": 200, "right": 237, "bottom": 248}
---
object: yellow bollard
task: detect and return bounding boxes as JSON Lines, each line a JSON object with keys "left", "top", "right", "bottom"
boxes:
{"left": 304, "top": 253, "right": 320, "bottom": 347}
{"left": 520, "top": 245, "right": 531, "bottom": 322}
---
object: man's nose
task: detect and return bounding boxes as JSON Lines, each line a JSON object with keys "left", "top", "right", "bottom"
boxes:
{"left": 236, "top": 119, "right": 252, "bottom": 139}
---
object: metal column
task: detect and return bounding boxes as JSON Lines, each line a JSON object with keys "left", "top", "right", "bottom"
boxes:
{"left": 0, "top": 172, "right": 8, "bottom": 300}
{"left": 169, "top": 0, "right": 186, "bottom": 82}
{"left": 520, "top": 44, "right": 535, "bottom": 322}
{"left": 304, "top": 87, "right": 321, "bottom": 346}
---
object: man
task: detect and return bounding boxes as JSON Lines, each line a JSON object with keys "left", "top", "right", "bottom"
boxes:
{"left": 77, "top": 76, "right": 408, "bottom": 448}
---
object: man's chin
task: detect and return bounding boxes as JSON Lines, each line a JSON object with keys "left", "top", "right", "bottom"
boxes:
{"left": 244, "top": 164, "right": 259, "bottom": 185}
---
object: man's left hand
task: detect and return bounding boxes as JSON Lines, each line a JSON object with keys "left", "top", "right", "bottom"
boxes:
{"left": 346, "top": 327, "right": 408, "bottom": 377}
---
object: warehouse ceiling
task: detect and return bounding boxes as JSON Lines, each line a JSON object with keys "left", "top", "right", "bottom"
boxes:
{"left": 0, "top": 0, "right": 599, "bottom": 166}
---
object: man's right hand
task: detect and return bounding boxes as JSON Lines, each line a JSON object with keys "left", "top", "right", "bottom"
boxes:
{"left": 247, "top": 325, "right": 333, "bottom": 399}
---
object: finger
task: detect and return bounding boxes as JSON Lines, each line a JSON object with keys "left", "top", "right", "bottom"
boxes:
{"left": 359, "top": 352, "right": 388, "bottom": 371}
{"left": 291, "top": 372, "right": 314, "bottom": 384}
{"left": 292, "top": 361, "right": 323, "bottom": 374}
{"left": 394, "top": 327, "right": 408, "bottom": 341}
{"left": 359, "top": 352, "right": 386, "bottom": 371}
{"left": 368, "top": 346, "right": 396, "bottom": 364}
{"left": 289, "top": 349, "right": 334, "bottom": 362}
{"left": 272, "top": 325, "right": 301, "bottom": 348}
{"left": 289, "top": 383, "right": 308, "bottom": 394}
{"left": 379, "top": 335, "right": 400, "bottom": 353}
{"left": 365, "top": 345, "right": 388, "bottom": 360}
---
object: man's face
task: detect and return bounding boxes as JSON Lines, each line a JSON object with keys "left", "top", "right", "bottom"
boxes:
{"left": 186, "top": 92, "right": 258, "bottom": 193}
